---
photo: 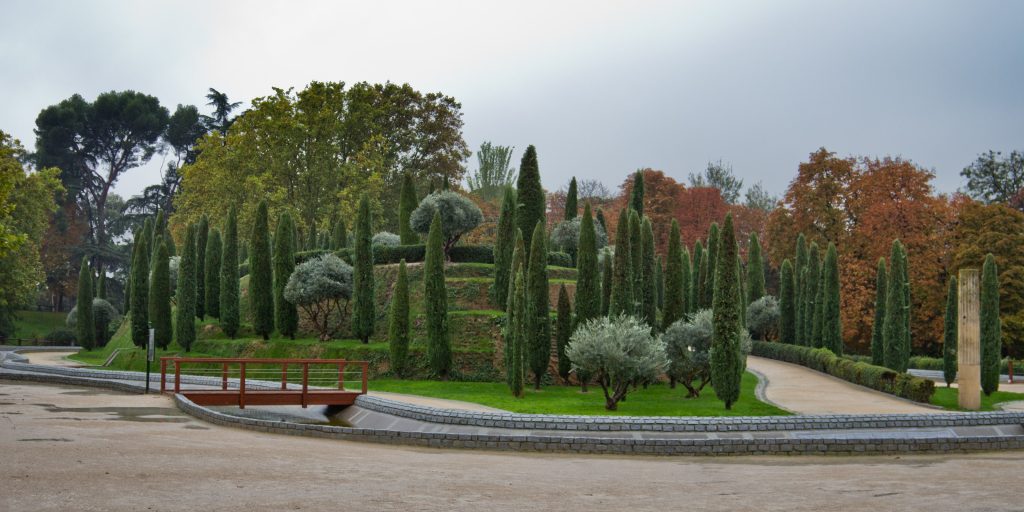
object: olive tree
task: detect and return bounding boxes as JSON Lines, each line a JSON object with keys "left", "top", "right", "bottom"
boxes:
{"left": 746, "top": 295, "right": 780, "bottom": 341}
{"left": 550, "top": 216, "right": 608, "bottom": 265}
{"left": 283, "top": 254, "right": 353, "bottom": 341}
{"left": 410, "top": 191, "right": 483, "bottom": 257}
{"left": 372, "top": 232, "right": 401, "bottom": 247}
{"left": 663, "top": 309, "right": 751, "bottom": 398}
{"left": 565, "top": 315, "right": 668, "bottom": 410}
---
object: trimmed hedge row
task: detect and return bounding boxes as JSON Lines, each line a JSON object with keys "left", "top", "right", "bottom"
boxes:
{"left": 752, "top": 341, "right": 935, "bottom": 403}
{"left": 239, "top": 245, "right": 572, "bottom": 275}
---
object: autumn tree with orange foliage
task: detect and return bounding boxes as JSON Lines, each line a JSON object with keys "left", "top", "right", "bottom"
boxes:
{"left": 617, "top": 169, "right": 685, "bottom": 253}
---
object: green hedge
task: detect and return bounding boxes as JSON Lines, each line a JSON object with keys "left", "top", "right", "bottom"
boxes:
{"left": 752, "top": 341, "right": 935, "bottom": 403}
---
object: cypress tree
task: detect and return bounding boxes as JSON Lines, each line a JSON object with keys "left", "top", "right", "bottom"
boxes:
{"left": 812, "top": 265, "right": 825, "bottom": 348}
{"left": 492, "top": 186, "right": 517, "bottom": 310}
{"left": 388, "top": 260, "right": 411, "bottom": 378}
{"left": 205, "top": 229, "right": 222, "bottom": 319}
{"left": 220, "top": 207, "right": 240, "bottom": 338}
{"left": 600, "top": 249, "right": 612, "bottom": 316}
{"left": 163, "top": 227, "right": 176, "bottom": 258}
{"left": 703, "top": 223, "right": 720, "bottom": 308}
{"left": 526, "top": 221, "right": 551, "bottom": 390}
{"left": 747, "top": 232, "right": 765, "bottom": 305}
{"left": 629, "top": 210, "right": 642, "bottom": 301}
{"left": 691, "top": 240, "right": 704, "bottom": 314}
{"left": 556, "top": 284, "right": 572, "bottom": 383}
{"left": 663, "top": 220, "right": 685, "bottom": 330}
{"left": 508, "top": 268, "right": 526, "bottom": 397}
{"left": 883, "top": 240, "right": 909, "bottom": 371}
{"left": 425, "top": 212, "right": 451, "bottom": 378}
{"left": 904, "top": 249, "right": 912, "bottom": 356}
{"left": 76, "top": 259, "right": 95, "bottom": 349}
{"left": 681, "top": 247, "right": 692, "bottom": 316}
{"left": 273, "top": 212, "right": 298, "bottom": 339}
{"left": 151, "top": 211, "right": 165, "bottom": 264}
{"left": 871, "top": 258, "right": 887, "bottom": 366}
{"left": 96, "top": 268, "right": 106, "bottom": 300}
{"left": 331, "top": 218, "right": 348, "bottom": 250}
{"left": 779, "top": 259, "right": 796, "bottom": 343}
{"left": 399, "top": 172, "right": 418, "bottom": 244}
{"left": 306, "top": 222, "right": 318, "bottom": 251}
{"left": 794, "top": 234, "right": 808, "bottom": 345}
{"left": 565, "top": 177, "right": 578, "bottom": 220}
{"left": 352, "top": 194, "right": 375, "bottom": 344}
{"left": 504, "top": 230, "right": 525, "bottom": 387}
{"left": 176, "top": 224, "right": 198, "bottom": 351}
{"left": 943, "top": 275, "right": 958, "bottom": 387}
{"left": 739, "top": 251, "right": 747, "bottom": 329}
{"left": 195, "top": 215, "right": 208, "bottom": 319}
{"left": 130, "top": 231, "right": 149, "bottom": 347}
{"left": 821, "top": 242, "right": 842, "bottom": 355}
{"left": 516, "top": 145, "right": 545, "bottom": 253}
{"left": 629, "top": 170, "right": 644, "bottom": 215}
{"left": 141, "top": 218, "right": 154, "bottom": 267}
{"left": 710, "top": 213, "right": 743, "bottom": 410}
{"left": 150, "top": 241, "right": 172, "bottom": 349}
{"left": 248, "top": 201, "right": 274, "bottom": 340}
{"left": 595, "top": 208, "right": 607, "bottom": 232}
{"left": 639, "top": 217, "right": 657, "bottom": 328}
{"left": 981, "top": 253, "right": 1001, "bottom": 395}
{"left": 239, "top": 244, "right": 248, "bottom": 265}
{"left": 575, "top": 203, "right": 600, "bottom": 326}
{"left": 803, "top": 243, "right": 821, "bottom": 346}
{"left": 655, "top": 257, "right": 664, "bottom": 311}
{"left": 609, "top": 209, "right": 633, "bottom": 316}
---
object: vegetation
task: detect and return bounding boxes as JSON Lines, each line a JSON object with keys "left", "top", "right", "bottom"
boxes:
{"left": 566, "top": 316, "right": 667, "bottom": 411}
{"left": 75, "top": 259, "right": 95, "bottom": 349}
{"left": 662, "top": 220, "right": 685, "bottom": 331}
{"left": 388, "top": 260, "right": 411, "bottom": 377}
{"left": 398, "top": 173, "right": 418, "bottom": 245}
{"left": 555, "top": 285, "right": 572, "bottom": 383}
{"left": 409, "top": 191, "right": 483, "bottom": 256}
{"left": 219, "top": 207, "right": 240, "bottom": 338}
{"left": 639, "top": 218, "right": 657, "bottom": 328}
{"left": 273, "top": 213, "right": 298, "bottom": 339}
{"left": 176, "top": 224, "right": 198, "bottom": 351}
{"left": 491, "top": 187, "right": 516, "bottom": 310}
{"left": 883, "top": 240, "right": 910, "bottom": 372}
{"left": 525, "top": 221, "right": 551, "bottom": 389}
{"left": 943, "top": 275, "right": 958, "bottom": 387}
{"left": 353, "top": 194, "right": 376, "bottom": 344}
{"left": 564, "top": 177, "right": 578, "bottom": 220}
{"left": 710, "top": 214, "right": 742, "bottom": 409}
{"left": 981, "top": 254, "right": 1001, "bottom": 395}
{"left": 779, "top": 259, "right": 796, "bottom": 343}
{"left": 515, "top": 145, "right": 544, "bottom": 254}
{"left": 465, "top": 141, "right": 517, "bottom": 200}
{"left": 504, "top": 233, "right": 526, "bottom": 396}
{"left": 794, "top": 234, "right": 807, "bottom": 345}
{"left": 747, "top": 296, "right": 779, "bottom": 341}
{"left": 283, "top": 255, "right": 353, "bottom": 341}
{"left": 629, "top": 170, "right": 644, "bottom": 215}
{"left": 746, "top": 232, "right": 765, "bottom": 304}
{"left": 195, "top": 215, "right": 208, "bottom": 319}
{"left": 821, "top": 242, "right": 842, "bottom": 355}
{"left": 574, "top": 204, "right": 600, "bottom": 327}
{"left": 424, "top": 212, "right": 451, "bottom": 378}
{"left": 150, "top": 241, "right": 172, "bottom": 349}
{"left": 609, "top": 209, "right": 632, "bottom": 316}
{"left": 871, "top": 258, "right": 887, "bottom": 365}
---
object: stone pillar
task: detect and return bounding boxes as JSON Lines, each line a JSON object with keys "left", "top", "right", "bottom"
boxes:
{"left": 958, "top": 269, "right": 981, "bottom": 411}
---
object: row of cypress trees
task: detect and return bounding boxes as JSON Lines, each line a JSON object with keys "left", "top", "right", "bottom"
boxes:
{"left": 778, "top": 235, "right": 841, "bottom": 354}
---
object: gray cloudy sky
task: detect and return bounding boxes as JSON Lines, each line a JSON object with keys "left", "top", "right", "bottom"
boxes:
{"left": 2, "top": 0, "right": 1022, "bottom": 200}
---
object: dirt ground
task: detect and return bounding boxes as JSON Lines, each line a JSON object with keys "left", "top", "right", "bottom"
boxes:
{"left": 3, "top": 382, "right": 1024, "bottom": 512}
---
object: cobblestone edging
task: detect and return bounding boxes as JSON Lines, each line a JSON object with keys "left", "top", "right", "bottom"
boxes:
{"left": 353, "top": 395, "right": 1024, "bottom": 432}
{"left": 0, "top": 368, "right": 145, "bottom": 394}
{"left": 175, "top": 394, "right": 1024, "bottom": 456}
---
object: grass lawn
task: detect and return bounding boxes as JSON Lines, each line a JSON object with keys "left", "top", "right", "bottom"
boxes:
{"left": 930, "top": 386, "right": 1024, "bottom": 412}
{"left": 371, "top": 372, "right": 788, "bottom": 417}
{"left": 9, "top": 310, "right": 67, "bottom": 340}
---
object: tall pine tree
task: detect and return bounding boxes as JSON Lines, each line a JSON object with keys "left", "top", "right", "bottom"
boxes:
{"left": 388, "top": 260, "right": 411, "bottom": 378}
{"left": 575, "top": 203, "right": 600, "bottom": 326}
{"left": 195, "top": 215, "right": 208, "bottom": 319}
{"left": 711, "top": 213, "right": 743, "bottom": 410}
{"left": 150, "top": 241, "right": 172, "bottom": 349}
{"left": 220, "top": 206, "right": 240, "bottom": 338}
{"left": 76, "top": 259, "right": 95, "bottom": 349}
{"left": 352, "top": 194, "right": 375, "bottom": 344}
{"left": 176, "top": 224, "right": 198, "bottom": 351}
{"left": 564, "top": 177, "right": 578, "bottom": 220}
{"left": 779, "top": 259, "right": 796, "bottom": 344}
{"left": 662, "top": 220, "right": 686, "bottom": 330}
{"left": 981, "top": 253, "right": 1001, "bottom": 395}
{"left": 425, "top": 212, "right": 451, "bottom": 378}
{"left": 609, "top": 209, "right": 633, "bottom": 316}
{"left": 274, "top": 212, "right": 298, "bottom": 339}
{"left": 746, "top": 232, "right": 765, "bottom": 304}
{"left": 526, "top": 221, "right": 551, "bottom": 390}
{"left": 943, "top": 275, "right": 958, "bottom": 387}
{"left": 248, "top": 201, "right": 274, "bottom": 340}
{"left": 205, "top": 229, "right": 222, "bottom": 319}
{"left": 821, "top": 242, "right": 842, "bottom": 355}
{"left": 492, "top": 186, "right": 517, "bottom": 310}
{"left": 870, "top": 258, "right": 887, "bottom": 366}
{"left": 516, "top": 145, "right": 544, "bottom": 254}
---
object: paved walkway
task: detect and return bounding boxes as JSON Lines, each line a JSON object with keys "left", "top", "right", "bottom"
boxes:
{"left": 746, "top": 356, "right": 946, "bottom": 415}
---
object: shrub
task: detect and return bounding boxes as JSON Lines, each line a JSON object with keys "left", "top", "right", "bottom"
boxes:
{"left": 664, "top": 309, "right": 752, "bottom": 398}
{"left": 449, "top": 245, "right": 494, "bottom": 264}
{"left": 550, "top": 216, "right": 608, "bottom": 264}
{"left": 410, "top": 191, "right": 484, "bottom": 256}
{"left": 566, "top": 315, "right": 668, "bottom": 410}
{"left": 66, "top": 298, "right": 120, "bottom": 347}
{"left": 747, "top": 295, "right": 780, "bottom": 341}
{"left": 44, "top": 329, "right": 77, "bottom": 344}
{"left": 547, "top": 251, "right": 571, "bottom": 268}
{"left": 372, "top": 231, "right": 401, "bottom": 247}
{"left": 283, "top": 255, "right": 353, "bottom": 341}
{"left": 76, "top": 259, "right": 94, "bottom": 349}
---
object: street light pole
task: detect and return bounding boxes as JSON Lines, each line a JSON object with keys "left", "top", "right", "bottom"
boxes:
{"left": 146, "top": 327, "right": 155, "bottom": 394}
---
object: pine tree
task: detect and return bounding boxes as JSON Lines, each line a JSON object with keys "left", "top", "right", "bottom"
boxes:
{"left": 600, "top": 249, "right": 612, "bottom": 316}
{"left": 943, "top": 275, "right": 958, "bottom": 387}
{"left": 556, "top": 284, "right": 572, "bottom": 383}
{"left": 196, "top": 215, "right": 208, "bottom": 319}
{"left": 248, "top": 201, "right": 274, "bottom": 340}
{"left": 640, "top": 217, "right": 657, "bottom": 328}
{"left": 871, "top": 258, "right": 887, "bottom": 366}
{"left": 399, "top": 172, "right": 418, "bottom": 245}
{"left": 981, "top": 253, "right": 1001, "bottom": 395}
{"left": 663, "top": 221, "right": 685, "bottom": 330}
{"left": 130, "top": 231, "right": 149, "bottom": 347}
{"left": 565, "top": 177, "right": 578, "bottom": 220}
{"left": 575, "top": 203, "right": 600, "bottom": 326}
{"left": 388, "top": 260, "right": 411, "bottom": 378}
{"left": 629, "top": 170, "right": 644, "bottom": 215}
{"left": 526, "top": 221, "right": 551, "bottom": 390}
{"left": 76, "top": 259, "right": 95, "bottom": 349}
{"left": 803, "top": 242, "right": 821, "bottom": 346}
{"left": 504, "top": 229, "right": 525, "bottom": 387}
{"left": 352, "top": 194, "right": 375, "bottom": 344}
{"left": 331, "top": 218, "right": 348, "bottom": 250}
{"left": 703, "top": 223, "right": 720, "bottom": 308}
{"left": 205, "top": 229, "right": 222, "bottom": 319}
{"left": 779, "top": 259, "right": 796, "bottom": 344}
{"left": 711, "top": 213, "right": 743, "bottom": 410}
{"left": 508, "top": 268, "right": 526, "bottom": 397}
{"left": 220, "top": 207, "right": 240, "bottom": 338}
{"left": 150, "top": 241, "right": 172, "bottom": 349}
{"left": 176, "top": 224, "right": 198, "bottom": 351}
{"left": 425, "top": 212, "right": 452, "bottom": 378}
{"left": 516, "top": 145, "right": 545, "bottom": 254}
{"left": 794, "top": 233, "right": 808, "bottom": 345}
{"left": 609, "top": 209, "right": 633, "bottom": 316}
{"left": 821, "top": 242, "right": 842, "bottom": 355}
{"left": 883, "top": 240, "right": 909, "bottom": 371}
{"left": 691, "top": 240, "right": 703, "bottom": 314}
{"left": 747, "top": 232, "right": 765, "bottom": 304}
{"left": 492, "top": 186, "right": 517, "bottom": 310}
{"left": 628, "top": 210, "right": 642, "bottom": 303}
{"left": 274, "top": 212, "right": 298, "bottom": 339}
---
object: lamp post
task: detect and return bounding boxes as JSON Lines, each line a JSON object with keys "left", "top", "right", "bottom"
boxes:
{"left": 146, "top": 326, "right": 155, "bottom": 394}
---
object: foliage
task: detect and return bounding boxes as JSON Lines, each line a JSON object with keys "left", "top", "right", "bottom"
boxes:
{"left": 794, "top": 233, "right": 807, "bottom": 345}
{"left": 398, "top": 173, "right": 418, "bottom": 245}
{"left": 871, "top": 258, "right": 887, "bottom": 366}
{"left": 689, "top": 160, "right": 743, "bottom": 204}
{"left": 248, "top": 202, "right": 274, "bottom": 340}
{"left": 388, "top": 260, "right": 411, "bottom": 377}
{"left": 779, "top": 260, "right": 796, "bottom": 344}
{"left": 274, "top": 213, "right": 298, "bottom": 339}
{"left": 219, "top": 207, "right": 240, "bottom": 338}
{"left": 150, "top": 241, "right": 172, "bottom": 349}
{"left": 564, "top": 177, "right": 578, "bottom": 220}
{"left": 410, "top": 191, "right": 484, "bottom": 255}
{"left": 747, "top": 295, "right": 780, "bottom": 341}
{"left": 574, "top": 204, "right": 600, "bottom": 328}
{"left": 555, "top": 284, "right": 572, "bottom": 383}
{"left": 628, "top": 211, "right": 642, "bottom": 301}
{"left": 629, "top": 170, "right": 644, "bottom": 215}
{"left": 702, "top": 223, "right": 720, "bottom": 309}
{"left": 639, "top": 218, "right": 657, "bottom": 329}
{"left": 566, "top": 315, "right": 668, "bottom": 411}
{"left": 466, "top": 141, "right": 517, "bottom": 200}
{"left": 204, "top": 229, "right": 221, "bottom": 319}
{"left": 424, "top": 212, "right": 452, "bottom": 378}
{"left": 550, "top": 215, "right": 607, "bottom": 265}
{"left": 711, "top": 214, "right": 743, "bottom": 409}
{"left": 491, "top": 187, "right": 517, "bottom": 310}
{"left": 662, "top": 221, "right": 685, "bottom": 330}
{"left": 943, "top": 275, "right": 958, "bottom": 387}
{"left": 600, "top": 248, "right": 612, "bottom": 316}
{"left": 129, "top": 231, "right": 150, "bottom": 347}
{"left": 195, "top": 216, "right": 208, "bottom": 318}
{"left": 883, "top": 240, "right": 910, "bottom": 372}
{"left": 283, "top": 255, "right": 353, "bottom": 341}
{"left": 981, "top": 254, "right": 1001, "bottom": 395}
{"left": 353, "top": 194, "right": 376, "bottom": 344}
{"left": 67, "top": 298, "right": 120, "bottom": 347}
{"left": 75, "top": 259, "right": 95, "bottom": 349}
{"left": 744, "top": 182, "right": 778, "bottom": 211}
{"left": 515, "top": 145, "right": 545, "bottom": 254}
{"left": 176, "top": 225, "right": 198, "bottom": 351}
{"left": 960, "top": 150, "right": 1024, "bottom": 206}
{"left": 609, "top": 209, "right": 633, "bottom": 316}
{"left": 503, "top": 231, "right": 526, "bottom": 394}
{"left": 691, "top": 241, "right": 703, "bottom": 314}
{"left": 802, "top": 243, "right": 821, "bottom": 347}
{"left": 821, "top": 242, "right": 842, "bottom": 355}
{"left": 746, "top": 232, "right": 765, "bottom": 304}
{"left": 331, "top": 217, "right": 348, "bottom": 250}
{"left": 372, "top": 232, "right": 401, "bottom": 247}
{"left": 525, "top": 221, "right": 552, "bottom": 389}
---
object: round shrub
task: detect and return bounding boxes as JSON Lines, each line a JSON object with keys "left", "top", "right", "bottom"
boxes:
{"left": 372, "top": 231, "right": 401, "bottom": 247}
{"left": 410, "top": 191, "right": 484, "bottom": 255}
{"left": 663, "top": 309, "right": 752, "bottom": 397}
{"left": 67, "top": 298, "right": 121, "bottom": 347}
{"left": 550, "top": 217, "right": 608, "bottom": 263}
{"left": 746, "top": 295, "right": 780, "bottom": 341}
{"left": 283, "top": 254, "right": 354, "bottom": 341}
{"left": 44, "top": 329, "right": 78, "bottom": 344}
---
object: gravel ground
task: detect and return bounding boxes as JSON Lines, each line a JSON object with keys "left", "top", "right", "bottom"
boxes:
{"left": 3, "top": 382, "right": 1024, "bottom": 512}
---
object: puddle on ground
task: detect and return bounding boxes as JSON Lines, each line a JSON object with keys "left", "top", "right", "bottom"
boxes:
{"left": 0, "top": 402, "right": 18, "bottom": 405}
{"left": 184, "top": 425, "right": 210, "bottom": 430}
{"left": 18, "top": 438, "right": 73, "bottom": 442}
{"left": 38, "top": 405, "right": 190, "bottom": 423}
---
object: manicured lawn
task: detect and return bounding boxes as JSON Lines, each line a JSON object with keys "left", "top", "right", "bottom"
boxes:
{"left": 371, "top": 372, "right": 788, "bottom": 417}
{"left": 931, "top": 386, "right": 1024, "bottom": 412}
{"left": 9, "top": 310, "right": 67, "bottom": 340}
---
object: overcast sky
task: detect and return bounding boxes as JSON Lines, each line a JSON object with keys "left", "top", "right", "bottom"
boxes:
{"left": 2, "top": 0, "right": 1022, "bottom": 201}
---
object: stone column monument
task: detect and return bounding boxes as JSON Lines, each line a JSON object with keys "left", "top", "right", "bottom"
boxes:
{"left": 958, "top": 268, "right": 981, "bottom": 410}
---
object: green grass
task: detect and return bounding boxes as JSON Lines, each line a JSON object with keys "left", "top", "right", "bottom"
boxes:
{"left": 371, "top": 372, "right": 787, "bottom": 416}
{"left": 9, "top": 310, "right": 67, "bottom": 340}
{"left": 930, "top": 386, "right": 1024, "bottom": 411}
{"left": 67, "top": 318, "right": 136, "bottom": 366}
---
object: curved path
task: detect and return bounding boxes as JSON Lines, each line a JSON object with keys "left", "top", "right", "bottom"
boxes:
{"left": 746, "top": 356, "right": 946, "bottom": 415}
